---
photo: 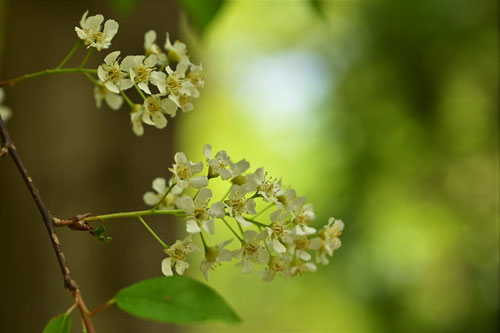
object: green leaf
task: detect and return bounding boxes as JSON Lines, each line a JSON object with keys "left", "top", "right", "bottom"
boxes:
{"left": 90, "top": 225, "right": 112, "bottom": 244}
{"left": 42, "top": 313, "right": 71, "bottom": 333}
{"left": 115, "top": 276, "right": 241, "bottom": 324}
{"left": 177, "top": 0, "right": 225, "bottom": 34}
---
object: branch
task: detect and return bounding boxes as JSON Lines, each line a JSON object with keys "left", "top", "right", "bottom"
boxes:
{"left": 0, "top": 117, "right": 95, "bottom": 333}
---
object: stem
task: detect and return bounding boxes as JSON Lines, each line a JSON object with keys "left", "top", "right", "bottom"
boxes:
{"left": 221, "top": 217, "right": 244, "bottom": 243}
{"left": 235, "top": 218, "right": 244, "bottom": 235}
{"left": 151, "top": 183, "right": 176, "bottom": 211}
{"left": 0, "top": 68, "right": 98, "bottom": 87}
{"left": 199, "top": 232, "right": 208, "bottom": 251}
{"left": 79, "top": 208, "right": 184, "bottom": 223}
{"left": 138, "top": 216, "right": 168, "bottom": 248}
{"left": 134, "top": 83, "right": 147, "bottom": 100}
{"left": 120, "top": 90, "right": 134, "bottom": 108}
{"left": 248, "top": 202, "right": 274, "bottom": 221}
{"left": 79, "top": 48, "right": 94, "bottom": 68}
{"left": 90, "top": 298, "right": 116, "bottom": 317}
{"left": 56, "top": 41, "right": 81, "bottom": 69}
{"left": 0, "top": 116, "right": 95, "bottom": 333}
{"left": 221, "top": 188, "right": 230, "bottom": 201}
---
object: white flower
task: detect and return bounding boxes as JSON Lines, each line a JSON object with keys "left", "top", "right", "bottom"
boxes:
{"left": 169, "top": 152, "right": 209, "bottom": 189}
{"left": 233, "top": 230, "right": 270, "bottom": 274}
{"left": 144, "top": 30, "right": 167, "bottom": 66}
{"left": 164, "top": 32, "right": 190, "bottom": 64}
{"left": 315, "top": 218, "right": 344, "bottom": 264}
{"left": 129, "top": 95, "right": 175, "bottom": 136}
{"left": 130, "top": 104, "right": 145, "bottom": 136}
{"left": 175, "top": 187, "right": 225, "bottom": 234}
{"left": 286, "top": 235, "right": 316, "bottom": 262}
{"left": 288, "top": 258, "right": 317, "bottom": 277}
{"left": 266, "top": 209, "right": 293, "bottom": 253}
{"left": 260, "top": 255, "right": 291, "bottom": 282}
{"left": 288, "top": 197, "right": 317, "bottom": 236}
{"left": 248, "top": 167, "right": 284, "bottom": 204}
{"left": 224, "top": 185, "right": 257, "bottom": 227}
{"left": 200, "top": 240, "right": 233, "bottom": 280}
{"left": 75, "top": 11, "right": 118, "bottom": 51}
{"left": 97, "top": 51, "right": 133, "bottom": 93}
{"left": 164, "top": 64, "right": 197, "bottom": 111}
{"left": 94, "top": 83, "right": 123, "bottom": 110}
{"left": 187, "top": 64, "right": 205, "bottom": 89}
{"left": 229, "top": 159, "right": 250, "bottom": 178}
{"left": 161, "top": 235, "right": 200, "bottom": 276}
{"left": 142, "top": 94, "right": 176, "bottom": 129}
{"left": 203, "top": 144, "right": 233, "bottom": 180}
{"left": 121, "top": 54, "right": 158, "bottom": 94}
{"left": 143, "top": 177, "right": 182, "bottom": 209}
{"left": 0, "top": 89, "right": 12, "bottom": 122}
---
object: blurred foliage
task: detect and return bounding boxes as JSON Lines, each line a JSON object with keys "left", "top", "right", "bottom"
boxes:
{"left": 108, "top": 0, "right": 139, "bottom": 15}
{"left": 176, "top": 0, "right": 498, "bottom": 332}
{"left": 177, "top": 0, "right": 225, "bottom": 35}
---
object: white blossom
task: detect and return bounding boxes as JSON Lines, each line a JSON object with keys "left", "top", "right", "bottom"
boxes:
{"left": 233, "top": 230, "right": 270, "bottom": 274}
{"left": 143, "top": 177, "right": 182, "bottom": 209}
{"left": 203, "top": 144, "right": 233, "bottom": 180}
{"left": 187, "top": 64, "right": 205, "bottom": 89}
{"left": 161, "top": 235, "right": 200, "bottom": 276}
{"left": 0, "top": 89, "right": 12, "bottom": 122}
{"left": 94, "top": 83, "right": 123, "bottom": 110}
{"left": 176, "top": 187, "right": 225, "bottom": 234}
{"left": 164, "top": 32, "right": 190, "bottom": 64}
{"left": 75, "top": 11, "right": 118, "bottom": 51}
{"left": 315, "top": 218, "right": 344, "bottom": 264}
{"left": 260, "top": 255, "right": 291, "bottom": 282}
{"left": 169, "top": 152, "right": 209, "bottom": 189}
{"left": 97, "top": 51, "right": 133, "bottom": 93}
{"left": 224, "top": 185, "right": 257, "bottom": 227}
{"left": 288, "top": 196, "right": 317, "bottom": 236}
{"left": 200, "top": 240, "right": 233, "bottom": 280}
{"left": 266, "top": 209, "right": 293, "bottom": 253}
{"left": 144, "top": 30, "right": 167, "bottom": 66}
{"left": 121, "top": 54, "right": 158, "bottom": 94}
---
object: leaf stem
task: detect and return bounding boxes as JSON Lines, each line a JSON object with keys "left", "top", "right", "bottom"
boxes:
{"left": 221, "top": 217, "right": 244, "bottom": 243}
{"left": 120, "top": 90, "right": 134, "bottom": 107}
{"left": 134, "top": 83, "right": 147, "bottom": 100}
{"left": 138, "top": 216, "right": 168, "bottom": 248}
{"left": 80, "top": 209, "right": 185, "bottom": 223}
{"left": 199, "top": 231, "right": 208, "bottom": 251}
{"left": 56, "top": 41, "right": 81, "bottom": 69}
{"left": 248, "top": 202, "right": 274, "bottom": 221}
{"left": 79, "top": 48, "right": 94, "bottom": 68}
{"left": 90, "top": 298, "right": 116, "bottom": 317}
{"left": 0, "top": 68, "right": 98, "bottom": 87}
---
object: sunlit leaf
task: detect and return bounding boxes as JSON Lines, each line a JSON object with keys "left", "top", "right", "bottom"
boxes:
{"left": 42, "top": 313, "right": 71, "bottom": 333}
{"left": 177, "top": 0, "right": 225, "bottom": 34}
{"left": 115, "top": 276, "right": 241, "bottom": 324}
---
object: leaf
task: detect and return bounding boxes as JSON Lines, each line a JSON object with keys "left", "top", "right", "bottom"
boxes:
{"left": 115, "top": 276, "right": 241, "bottom": 324}
{"left": 177, "top": 0, "right": 225, "bottom": 34}
{"left": 42, "top": 313, "right": 71, "bottom": 333}
{"left": 90, "top": 225, "right": 112, "bottom": 244}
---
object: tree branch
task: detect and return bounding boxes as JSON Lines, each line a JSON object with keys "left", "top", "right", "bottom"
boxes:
{"left": 0, "top": 117, "right": 95, "bottom": 333}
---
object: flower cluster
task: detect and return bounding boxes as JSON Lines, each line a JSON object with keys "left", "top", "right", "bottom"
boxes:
{"left": 0, "top": 89, "right": 12, "bottom": 122}
{"left": 144, "top": 145, "right": 344, "bottom": 281}
{"left": 75, "top": 11, "right": 204, "bottom": 136}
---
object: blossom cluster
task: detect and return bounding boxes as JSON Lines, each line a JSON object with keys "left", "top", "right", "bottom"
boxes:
{"left": 144, "top": 145, "right": 344, "bottom": 281}
{"left": 75, "top": 11, "right": 204, "bottom": 136}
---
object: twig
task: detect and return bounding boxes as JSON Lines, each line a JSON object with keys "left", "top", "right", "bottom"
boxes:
{"left": 0, "top": 116, "right": 95, "bottom": 333}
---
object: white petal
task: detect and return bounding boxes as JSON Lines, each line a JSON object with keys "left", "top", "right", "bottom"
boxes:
{"left": 195, "top": 187, "right": 212, "bottom": 204}
{"left": 176, "top": 196, "right": 195, "bottom": 214}
{"left": 161, "top": 258, "right": 173, "bottom": 276}
{"left": 152, "top": 177, "right": 167, "bottom": 194}
{"left": 203, "top": 144, "right": 212, "bottom": 159}
{"left": 104, "top": 92, "right": 123, "bottom": 110}
{"left": 189, "top": 176, "right": 209, "bottom": 188}
{"left": 104, "top": 50, "right": 120, "bottom": 64}
{"left": 208, "top": 202, "right": 225, "bottom": 218}
{"left": 151, "top": 111, "right": 167, "bottom": 129}
{"left": 273, "top": 239, "right": 287, "bottom": 253}
{"left": 143, "top": 191, "right": 159, "bottom": 206}
{"left": 235, "top": 215, "right": 252, "bottom": 228}
{"left": 186, "top": 219, "right": 201, "bottom": 233}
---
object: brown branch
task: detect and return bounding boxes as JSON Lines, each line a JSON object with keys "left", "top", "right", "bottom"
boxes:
{"left": 0, "top": 117, "right": 95, "bottom": 333}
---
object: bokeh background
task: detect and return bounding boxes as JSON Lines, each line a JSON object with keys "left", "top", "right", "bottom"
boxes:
{"left": 0, "top": 0, "right": 498, "bottom": 332}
